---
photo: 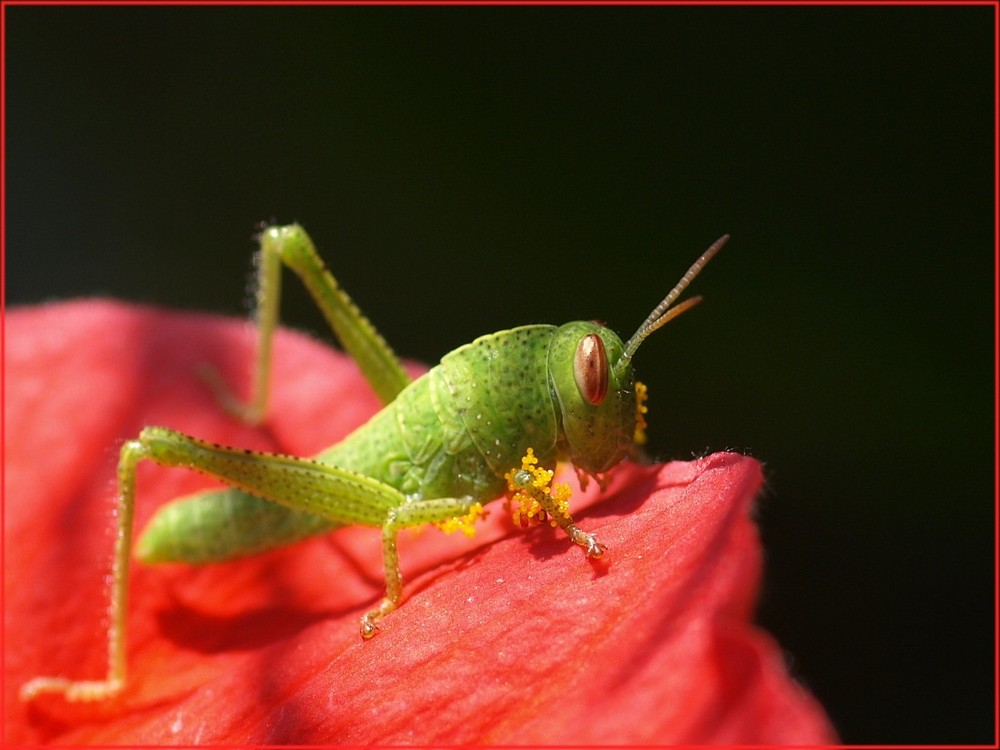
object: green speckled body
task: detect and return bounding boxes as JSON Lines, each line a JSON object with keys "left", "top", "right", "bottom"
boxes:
{"left": 139, "top": 322, "right": 635, "bottom": 564}
{"left": 20, "top": 223, "right": 723, "bottom": 701}
{"left": 319, "top": 325, "right": 560, "bottom": 498}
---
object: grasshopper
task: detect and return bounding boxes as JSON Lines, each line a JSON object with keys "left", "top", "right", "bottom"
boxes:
{"left": 21, "top": 224, "right": 727, "bottom": 702}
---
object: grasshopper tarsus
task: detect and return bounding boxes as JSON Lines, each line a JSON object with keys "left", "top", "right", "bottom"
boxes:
{"left": 570, "top": 528, "right": 608, "bottom": 559}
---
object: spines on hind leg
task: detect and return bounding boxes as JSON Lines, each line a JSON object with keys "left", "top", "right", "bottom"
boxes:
{"left": 137, "top": 488, "right": 340, "bottom": 564}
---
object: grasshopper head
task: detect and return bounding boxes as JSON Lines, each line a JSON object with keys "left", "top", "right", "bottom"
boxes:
{"left": 551, "top": 234, "right": 729, "bottom": 475}
{"left": 549, "top": 321, "right": 636, "bottom": 475}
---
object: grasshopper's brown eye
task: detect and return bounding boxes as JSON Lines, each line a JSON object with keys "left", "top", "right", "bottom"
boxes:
{"left": 574, "top": 333, "right": 608, "bottom": 405}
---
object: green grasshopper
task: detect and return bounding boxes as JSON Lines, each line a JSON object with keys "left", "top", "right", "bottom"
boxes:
{"left": 21, "top": 224, "right": 727, "bottom": 702}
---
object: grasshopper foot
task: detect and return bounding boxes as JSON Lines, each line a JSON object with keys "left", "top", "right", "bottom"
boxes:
{"left": 196, "top": 364, "right": 265, "bottom": 425}
{"left": 21, "top": 676, "right": 124, "bottom": 703}
{"left": 360, "top": 617, "right": 379, "bottom": 639}
{"left": 360, "top": 597, "right": 397, "bottom": 639}
{"left": 570, "top": 527, "right": 607, "bottom": 559}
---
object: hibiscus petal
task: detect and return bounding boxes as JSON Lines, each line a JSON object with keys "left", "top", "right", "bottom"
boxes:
{"left": 6, "top": 300, "right": 836, "bottom": 744}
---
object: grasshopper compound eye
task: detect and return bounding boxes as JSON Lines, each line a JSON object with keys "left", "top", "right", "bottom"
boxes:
{"left": 574, "top": 333, "right": 609, "bottom": 405}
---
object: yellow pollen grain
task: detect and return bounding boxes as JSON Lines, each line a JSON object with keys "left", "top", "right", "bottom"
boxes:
{"left": 634, "top": 380, "right": 649, "bottom": 445}
{"left": 434, "top": 502, "right": 485, "bottom": 538}
{"left": 504, "top": 448, "right": 573, "bottom": 528}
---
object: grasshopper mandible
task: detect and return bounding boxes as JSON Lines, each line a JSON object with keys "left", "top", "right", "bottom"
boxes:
{"left": 21, "top": 224, "right": 727, "bottom": 702}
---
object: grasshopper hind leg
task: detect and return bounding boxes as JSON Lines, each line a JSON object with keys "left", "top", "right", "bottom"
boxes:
{"left": 203, "top": 223, "right": 412, "bottom": 424}
{"left": 19, "top": 434, "right": 147, "bottom": 703}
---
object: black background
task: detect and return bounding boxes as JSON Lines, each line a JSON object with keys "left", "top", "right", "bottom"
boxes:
{"left": 5, "top": 6, "right": 995, "bottom": 743}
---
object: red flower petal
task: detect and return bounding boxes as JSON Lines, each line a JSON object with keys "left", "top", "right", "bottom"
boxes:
{"left": 6, "top": 300, "right": 837, "bottom": 744}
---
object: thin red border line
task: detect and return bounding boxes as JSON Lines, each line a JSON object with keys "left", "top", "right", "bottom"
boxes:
{"left": 994, "top": 0, "right": 1000, "bottom": 746}
{"left": 994, "top": 0, "right": 1000, "bottom": 748}
{"left": 0, "top": 0, "right": 998, "bottom": 5}
{"left": 991, "top": 0, "right": 1000, "bottom": 745}
{"left": 1, "top": 2, "right": 995, "bottom": 744}
{"left": 1, "top": 0, "right": 7, "bottom": 722}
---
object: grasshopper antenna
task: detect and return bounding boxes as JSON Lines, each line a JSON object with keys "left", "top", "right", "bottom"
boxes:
{"left": 617, "top": 234, "right": 729, "bottom": 371}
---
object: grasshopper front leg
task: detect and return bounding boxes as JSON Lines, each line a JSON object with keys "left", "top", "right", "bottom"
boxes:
{"left": 20, "top": 427, "right": 480, "bottom": 701}
{"left": 505, "top": 448, "right": 607, "bottom": 560}
{"left": 204, "top": 223, "right": 411, "bottom": 423}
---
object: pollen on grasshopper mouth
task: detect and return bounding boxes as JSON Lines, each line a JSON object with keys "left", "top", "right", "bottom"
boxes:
{"left": 634, "top": 380, "right": 649, "bottom": 445}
